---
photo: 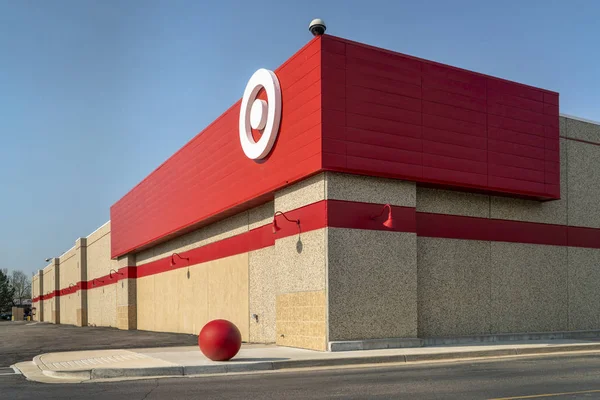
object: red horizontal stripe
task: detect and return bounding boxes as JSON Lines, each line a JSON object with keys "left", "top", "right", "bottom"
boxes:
{"left": 45, "top": 200, "right": 600, "bottom": 295}
{"left": 120, "top": 266, "right": 137, "bottom": 279}
{"left": 416, "top": 212, "right": 569, "bottom": 247}
{"left": 327, "top": 199, "right": 416, "bottom": 232}
{"left": 568, "top": 226, "right": 600, "bottom": 248}
{"left": 40, "top": 290, "right": 60, "bottom": 301}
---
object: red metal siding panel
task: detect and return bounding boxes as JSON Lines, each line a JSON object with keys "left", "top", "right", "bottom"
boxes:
{"left": 321, "top": 35, "right": 559, "bottom": 200}
{"left": 110, "top": 38, "right": 324, "bottom": 258}
{"left": 113, "top": 34, "right": 561, "bottom": 258}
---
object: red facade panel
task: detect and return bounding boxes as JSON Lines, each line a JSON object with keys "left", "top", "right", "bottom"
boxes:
{"left": 110, "top": 39, "right": 324, "bottom": 258}
{"left": 111, "top": 34, "right": 560, "bottom": 258}
{"left": 321, "top": 35, "right": 560, "bottom": 200}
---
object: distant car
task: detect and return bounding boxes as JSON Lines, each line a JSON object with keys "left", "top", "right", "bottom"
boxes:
{"left": 0, "top": 313, "right": 12, "bottom": 321}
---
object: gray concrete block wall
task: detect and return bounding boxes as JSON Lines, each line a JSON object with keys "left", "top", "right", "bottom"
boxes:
{"left": 567, "top": 247, "right": 600, "bottom": 331}
{"left": 328, "top": 229, "right": 417, "bottom": 341}
{"left": 567, "top": 139, "right": 600, "bottom": 228}
{"left": 324, "top": 173, "right": 418, "bottom": 342}
{"left": 417, "top": 238, "right": 491, "bottom": 337}
{"left": 417, "top": 240, "right": 598, "bottom": 338}
{"left": 565, "top": 116, "right": 600, "bottom": 144}
{"left": 489, "top": 243, "right": 568, "bottom": 334}
{"left": 417, "top": 188, "right": 490, "bottom": 218}
{"left": 325, "top": 172, "right": 416, "bottom": 207}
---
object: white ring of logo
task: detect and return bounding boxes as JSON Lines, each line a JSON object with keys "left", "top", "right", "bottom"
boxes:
{"left": 239, "top": 68, "right": 282, "bottom": 160}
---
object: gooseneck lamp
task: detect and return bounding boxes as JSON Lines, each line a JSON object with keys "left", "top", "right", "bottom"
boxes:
{"left": 109, "top": 268, "right": 124, "bottom": 279}
{"left": 371, "top": 203, "right": 394, "bottom": 229}
{"left": 170, "top": 252, "right": 190, "bottom": 267}
{"left": 272, "top": 211, "right": 300, "bottom": 234}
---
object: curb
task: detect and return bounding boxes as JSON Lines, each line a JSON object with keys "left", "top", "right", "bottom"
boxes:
{"left": 28, "top": 343, "right": 600, "bottom": 382}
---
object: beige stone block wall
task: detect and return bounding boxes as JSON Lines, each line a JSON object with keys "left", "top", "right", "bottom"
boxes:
{"left": 59, "top": 247, "right": 78, "bottom": 284}
{"left": 32, "top": 275, "right": 39, "bottom": 321}
{"left": 275, "top": 173, "right": 326, "bottom": 210}
{"left": 249, "top": 229, "right": 327, "bottom": 343}
{"left": 136, "top": 275, "right": 155, "bottom": 331}
{"left": 117, "top": 278, "right": 137, "bottom": 330}
{"left": 136, "top": 254, "right": 249, "bottom": 339}
{"left": 132, "top": 201, "right": 273, "bottom": 339}
{"left": 42, "top": 264, "right": 55, "bottom": 323}
{"left": 102, "top": 284, "right": 117, "bottom": 328}
{"left": 87, "top": 287, "right": 101, "bottom": 326}
{"left": 58, "top": 247, "right": 78, "bottom": 325}
{"left": 86, "top": 222, "right": 118, "bottom": 280}
{"left": 276, "top": 291, "right": 327, "bottom": 351}
{"left": 248, "top": 177, "right": 328, "bottom": 345}
{"left": 43, "top": 297, "right": 54, "bottom": 323}
{"left": 136, "top": 212, "right": 250, "bottom": 265}
{"left": 85, "top": 222, "right": 119, "bottom": 327}
{"left": 32, "top": 275, "right": 38, "bottom": 299}
{"left": 59, "top": 292, "right": 80, "bottom": 326}
{"left": 251, "top": 173, "right": 419, "bottom": 345}
{"left": 86, "top": 284, "right": 117, "bottom": 328}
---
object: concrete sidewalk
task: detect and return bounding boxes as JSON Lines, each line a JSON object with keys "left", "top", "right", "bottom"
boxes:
{"left": 14, "top": 339, "right": 600, "bottom": 384}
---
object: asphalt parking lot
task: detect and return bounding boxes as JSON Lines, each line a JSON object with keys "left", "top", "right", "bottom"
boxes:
{"left": 0, "top": 320, "right": 197, "bottom": 367}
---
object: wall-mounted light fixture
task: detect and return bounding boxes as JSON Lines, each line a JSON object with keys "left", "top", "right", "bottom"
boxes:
{"left": 109, "top": 268, "right": 124, "bottom": 279}
{"left": 170, "top": 253, "right": 190, "bottom": 267}
{"left": 272, "top": 211, "right": 300, "bottom": 234}
{"left": 93, "top": 278, "right": 104, "bottom": 287}
{"left": 371, "top": 203, "right": 394, "bottom": 229}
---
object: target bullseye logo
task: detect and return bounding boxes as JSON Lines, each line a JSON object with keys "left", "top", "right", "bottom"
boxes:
{"left": 239, "top": 68, "right": 282, "bottom": 160}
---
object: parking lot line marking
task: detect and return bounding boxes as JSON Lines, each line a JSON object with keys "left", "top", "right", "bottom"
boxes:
{"left": 489, "top": 389, "right": 600, "bottom": 399}
{"left": 0, "top": 367, "right": 17, "bottom": 376}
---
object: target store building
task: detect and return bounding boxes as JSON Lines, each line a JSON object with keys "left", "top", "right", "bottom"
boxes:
{"left": 31, "top": 33, "right": 600, "bottom": 352}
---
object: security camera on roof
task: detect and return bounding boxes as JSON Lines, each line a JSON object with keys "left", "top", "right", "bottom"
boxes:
{"left": 309, "top": 19, "right": 326, "bottom": 36}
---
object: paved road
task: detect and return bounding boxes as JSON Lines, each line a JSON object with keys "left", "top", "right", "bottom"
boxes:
{"left": 3, "top": 353, "right": 600, "bottom": 399}
{"left": 0, "top": 321, "right": 197, "bottom": 366}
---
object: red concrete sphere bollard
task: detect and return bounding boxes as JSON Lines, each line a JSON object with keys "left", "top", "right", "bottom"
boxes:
{"left": 198, "top": 319, "right": 242, "bottom": 361}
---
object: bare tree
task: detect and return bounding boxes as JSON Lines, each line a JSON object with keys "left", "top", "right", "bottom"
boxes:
{"left": 0, "top": 269, "right": 14, "bottom": 312}
{"left": 9, "top": 270, "right": 31, "bottom": 305}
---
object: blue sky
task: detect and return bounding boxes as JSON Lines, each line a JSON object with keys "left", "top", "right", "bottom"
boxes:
{"left": 1, "top": 0, "right": 598, "bottom": 276}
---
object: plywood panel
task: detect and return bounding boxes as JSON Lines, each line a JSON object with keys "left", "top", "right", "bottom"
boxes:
{"left": 136, "top": 254, "right": 248, "bottom": 340}
{"left": 207, "top": 254, "right": 249, "bottom": 341}
{"left": 136, "top": 275, "right": 156, "bottom": 332}
{"left": 59, "top": 293, "right": 79, "bottom": 326}
{"left": 87, "top": 287, "right": 102, "bottom": 326}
